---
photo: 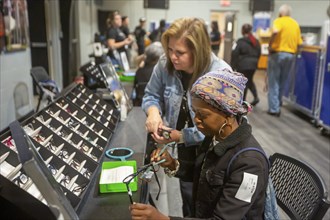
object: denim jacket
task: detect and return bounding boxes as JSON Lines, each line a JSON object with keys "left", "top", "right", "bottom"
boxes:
{"left": 142, "top": 53, "right": 231, "bottom": 147}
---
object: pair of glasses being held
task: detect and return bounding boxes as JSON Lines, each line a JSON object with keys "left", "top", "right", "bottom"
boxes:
{"left": 149, "top": 128, "right": 172, "bottom": 140}
{"left": 122, "top": 160, "right": 163, "bottom": 205}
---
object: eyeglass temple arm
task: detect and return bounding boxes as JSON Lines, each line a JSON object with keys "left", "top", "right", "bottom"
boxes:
{"left": 125, "top": 183, "right": 134, "bottom": 204}
{"left": 9, "top": 121, "right": 79, "bottom": 220}
{"left": 123, "top": 173, "right": 140, "bottom": 204}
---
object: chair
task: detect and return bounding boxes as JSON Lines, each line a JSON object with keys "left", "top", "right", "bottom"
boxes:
{"left": 30, "top": 66, "right": 59, "bottom": 112}
{"left": 269, "top": 153, "right": 330, "bottom": 220}
{"left": 13, "top": 82, "right": 33, "bottom": 119}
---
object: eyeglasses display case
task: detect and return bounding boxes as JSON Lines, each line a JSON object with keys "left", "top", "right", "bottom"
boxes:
{"left": 0, "top": 83, "right": 120, "bottom": 219}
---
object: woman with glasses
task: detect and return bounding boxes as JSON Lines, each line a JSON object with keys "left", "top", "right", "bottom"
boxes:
{"left": 131, "top": 69, "right": 269, "bottom": 219}
{"left": 142, "top": 17, "right": 231, "bottom": 217}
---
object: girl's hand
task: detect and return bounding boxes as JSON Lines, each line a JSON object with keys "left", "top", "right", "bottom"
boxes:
{"left": 130, "top": 203, "right": 169, "bottom": 220}
{"left": 150, "top": 146, "right": 176, "bottom": 170}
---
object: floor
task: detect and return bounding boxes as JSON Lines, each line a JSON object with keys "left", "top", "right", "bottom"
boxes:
{"left": 149, "top": 70, "right": 330, "bottom": 219}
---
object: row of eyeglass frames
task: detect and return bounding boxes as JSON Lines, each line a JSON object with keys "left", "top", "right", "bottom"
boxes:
{"left": 0, "top": 145, "right": 89, "bottom": 204}
{"left": 65, "top": 87, "right": 118, "bottom": 130}
{"left": 0, "top": 106, "right": 105, "bottom": 199}
{"left": 0, "top": 84, "right": 119, "bottom": 208}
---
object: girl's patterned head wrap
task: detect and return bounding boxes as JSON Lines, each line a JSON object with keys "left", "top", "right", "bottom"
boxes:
{"left": 190, "top": 68, "right": 252, "bottom": 115}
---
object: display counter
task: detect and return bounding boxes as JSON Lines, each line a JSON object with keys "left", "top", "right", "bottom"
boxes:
{"left": 79, "top": 107, "right": 148, "bottom": 220}
{"left": 0, "top": 81, "right": 149, "bottom": 219}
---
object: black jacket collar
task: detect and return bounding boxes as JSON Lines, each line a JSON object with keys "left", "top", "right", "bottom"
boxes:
{"left": 213, "top": 119, "right": 252, "bottom": 157}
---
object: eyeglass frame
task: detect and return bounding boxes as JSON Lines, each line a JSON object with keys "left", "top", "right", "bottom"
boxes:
{"left": 72, "top": 182, "right": 87, "bottom": 196}
{"left": 122, "top": 161, "right": 162, "bottom": 205}
{"left": 58, "top": 148, "right": 69, "bottom": 160}
{"left": 60, "top": 174, "right": 71, "bottom": 188}
{"left": 13, "top": 172, "right": 29, "bottom": 187}
{"left": 46, "top": 139, "right": 57, "bottom": 152}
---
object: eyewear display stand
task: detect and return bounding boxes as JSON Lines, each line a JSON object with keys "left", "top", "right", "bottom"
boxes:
{"left": 9, "top": 121, "right": 78, "bottom": 220}
{"left": 0, "top": 83, "right": 120, "bottom": 219}
{"left": 80, "top": 61, "right": 133, "bottom": 113}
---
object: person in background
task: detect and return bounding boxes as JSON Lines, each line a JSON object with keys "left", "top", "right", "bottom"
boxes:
{"left": 130, "top": 69, "right": 269, "bottom": 220}
{"left": 106, "top": 11, "right": 133, "bottom": 65}
{"left": 149, "top": 19, "right": 166, "bottom": 42}
{"left": 267, "top": 4, "right": 303, "bottom": 116}
{"left": 141, "top": 17, "right": 231, "bottom": 217}
{"left": 134, "top": 17, "right": 147, "bottom": 55}
{"left": 132, "top": 42, "right": 163, "bottom": 106}
{"left": 210, "top": 21, "right": 221, "bottom": 56}
{"left": 231, "top": 23, "right": 261, "bottom": 106}
{"left": 120, "top": 15, "right": 130, "bottom": 38}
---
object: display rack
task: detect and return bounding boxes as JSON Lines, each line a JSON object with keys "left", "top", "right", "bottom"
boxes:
{"left": 0, "top": 83, "right": 120, "bottom": 218}
{"left": 80, "top": 61, "right": 133, "bottom": 113}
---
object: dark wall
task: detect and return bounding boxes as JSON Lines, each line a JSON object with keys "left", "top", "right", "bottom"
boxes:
{"left": 59, "top": 0, "right": 72, "bottom": 87}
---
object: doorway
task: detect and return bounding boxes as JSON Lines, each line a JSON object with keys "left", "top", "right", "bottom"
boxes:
{"left": 27, "top": 0, "right": 49, "bottom": 73}
{"left": 210, "top": 11, "right": 237, "bottom": 64}
{"left": 27, "top": 0, "right": 77, "bottom": 90}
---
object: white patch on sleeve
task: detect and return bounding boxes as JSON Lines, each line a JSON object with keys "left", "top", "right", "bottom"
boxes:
{"left": 235, "top": 172, "right": 258, "bottom": 203}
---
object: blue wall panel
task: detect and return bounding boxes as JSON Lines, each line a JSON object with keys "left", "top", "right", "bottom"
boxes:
{"left": 293, "top": 51, "right": 318, "bottom": 111}
{"left": 320, "top": 36, "right": 330, "bottom": 127}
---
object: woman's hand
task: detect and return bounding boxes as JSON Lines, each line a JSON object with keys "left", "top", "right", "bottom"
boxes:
{"left": 150, "top": 125, "right": 175, "bottom": 144}
{"left": 150, "top": 146, "right": 176, "bottom": 170}
{"left": 130, "top": 203, "right": 169, "bottom": 220}
{"left": 145, "top": 106, "right": 163, "bottom": 136}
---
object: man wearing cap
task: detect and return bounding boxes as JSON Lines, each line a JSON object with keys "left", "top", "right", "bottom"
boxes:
{"left": 134, "top": 17, "right": 147, "bottom": 55}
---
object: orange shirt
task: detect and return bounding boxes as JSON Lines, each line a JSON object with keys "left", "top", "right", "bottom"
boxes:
{"left": 271, "top": 16, "right": 303, "bottom": 53}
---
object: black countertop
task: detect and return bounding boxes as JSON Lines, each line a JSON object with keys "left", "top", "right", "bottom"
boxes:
{"left": 78, "top": 107, "right": 147, "bottom": 220}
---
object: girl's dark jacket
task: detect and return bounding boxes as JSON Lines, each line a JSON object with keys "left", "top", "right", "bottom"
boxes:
{"left": 231, "top": 36, "right": 261, "bottom": 72}
{"left": 170, "top": 119, "right": 269, "bottom": 220}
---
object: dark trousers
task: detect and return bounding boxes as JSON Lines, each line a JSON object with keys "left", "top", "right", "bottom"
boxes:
{"left": 241, "top": 69, "right": 258, "bottom": 101}
{"left": 177, "top": 145, "right": 196, "bottom": 217}
{"left": 179, "top": 179, "right": 194, "bottom": 217}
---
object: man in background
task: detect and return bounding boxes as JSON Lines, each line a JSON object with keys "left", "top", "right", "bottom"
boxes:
{"left": 134, "top": 17, "right": 147, "bottom": 55}
{"left": 120, "top": 15, "right": 130, "bottom": 38}
{"left": 149, "top": 19, "right": 166, "bottom": 42}
{"left": 267, "top": 4, "right": 303, "bottom": 117}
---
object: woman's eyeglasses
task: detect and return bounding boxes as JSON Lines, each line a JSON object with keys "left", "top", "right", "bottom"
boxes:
{"left": 13, "top": 172, "right": 29, "bottom": 187}
{"left": 2, "top": 136, "right": 15, "bottom": 147}
{"left": 67, "top": 119, "right": 79, "bottom": 129}
{"left": 46, "top": 108, "right": 55, "bottom": 115}
{"left": 72, "top": 183, "right": 87, "bottom": 196}
{"left": 80, "top": 143, "right": 90, "bottom": 153}
{"left": 46, "top": 139, "right": 57, "bottom": 152}
{"left": 58, "top": 149, "right": 69, "bottom": 160}
{"left": 23, "top": 123, "right": 35, "bottom": 135}
{"left": 48, "top": 164, "right": 58, "bottom": 175}
{"left": 89, "top": 152, "right": 98, "bottom": 162}
{"left": 33, "top": 133, "right": 45, "bottom": 143}
{"left": 70, "top": 159, "right": 81, "bottom": 170}
{"left": 82, "top": 168, "right": 92, "bottom": 179}
{"left": 60, "top": 175, "right": 71, "bottom": 187}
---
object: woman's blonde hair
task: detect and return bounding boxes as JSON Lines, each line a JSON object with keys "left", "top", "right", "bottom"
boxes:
{"left": 161, "top": 17, "right": 211, "bottom": 86}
